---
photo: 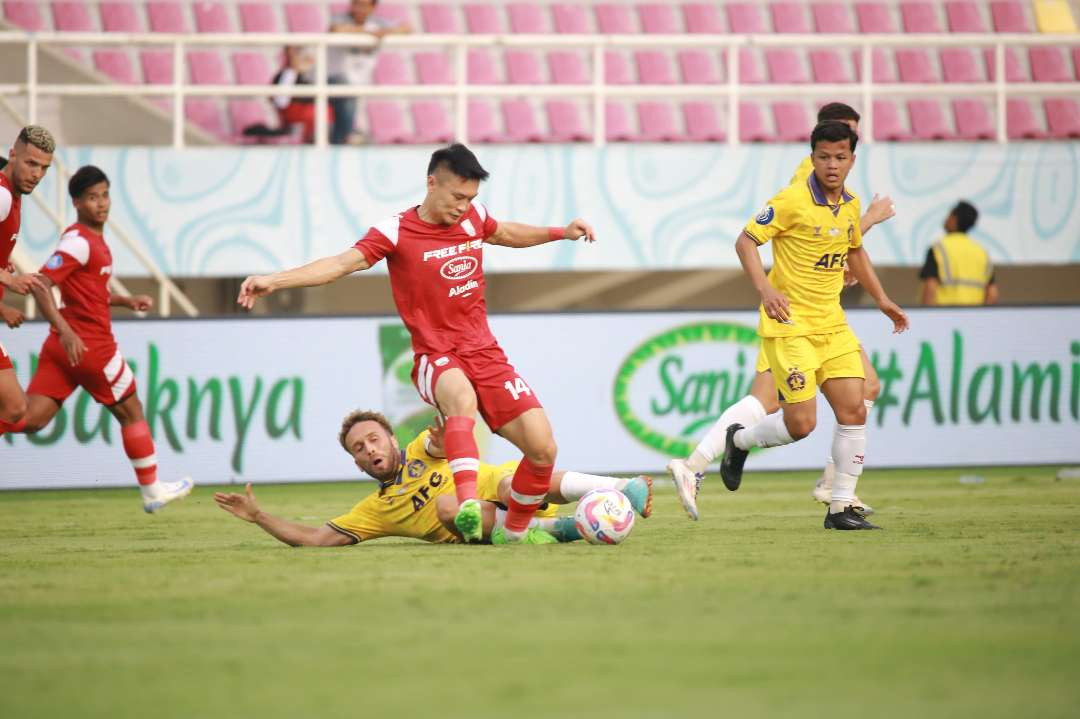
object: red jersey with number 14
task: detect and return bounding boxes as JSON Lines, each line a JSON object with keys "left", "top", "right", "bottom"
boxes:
{"left": 0, "top": 171, "right": 23, "bottom": 301}
{"left": 39, "top": 223, "right": 116, "bottom": 346}
{"left": 354, "top": 204, "right": 499, "bottom": 355}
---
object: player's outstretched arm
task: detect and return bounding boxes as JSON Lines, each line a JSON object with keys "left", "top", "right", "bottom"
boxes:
{"left": 0, "top": 302, "right": 24, "bottom": 329}
{"left": 28, "top": 275, "right": 87, "bottom": 366}
{"left": 111, "top": 293, "right": 154, "bottom": 312}
{"left": 214, "top": 483, "right": 353, "bottom": 547}
{"left": 486, "top": 218, "right": 595, "bottom": 248}
{"left": 860, "top": 193, "right": 896, "bottom": 236}
{"left": 237, "top": 248, "right": 369, "bottom": 310}
{"left": 0, "top": 266, "right": 45, "bottom": 296}
{"left": 848, "top": 246, "right": 909, "bottom": 334}
{"left": 735, "top": 231, "right": 791, "bottom": 323}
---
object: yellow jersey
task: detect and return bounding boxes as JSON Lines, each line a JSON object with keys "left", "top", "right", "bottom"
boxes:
{"left": 789, "top": 156, "right": 813, "bottom": 186}
{"left": 743, "top": 171, "right": 862, "bottom": 338}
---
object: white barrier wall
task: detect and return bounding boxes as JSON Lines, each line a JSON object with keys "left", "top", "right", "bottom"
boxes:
{"left": 17, "top": 144, "right": 1080, "bottom": 277}
{"left": 2, "top": 307, "right": 1077, "bottom": 489}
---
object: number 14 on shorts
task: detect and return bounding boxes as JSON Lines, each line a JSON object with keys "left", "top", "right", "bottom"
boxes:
{"left": 504, "top": 377, "right": 532, "bottom": 401}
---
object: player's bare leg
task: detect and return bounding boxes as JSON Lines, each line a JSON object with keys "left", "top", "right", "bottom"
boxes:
{"left": 0, "top": 367, "right": 28, "bottom": 433}
{"left": 432, "top": 368, "right": 485, "bottom": 542}
{"left": 820, "top": 377, "right": 878, "bottom": 530}
{"left": 108, "top": 393, "right": 193, "bottom": 513}
{"left": 493, "top": 407, "right": 559, "bottom": 544}
{"left": 16, "top": 393, "right": 61, "bottom": 432}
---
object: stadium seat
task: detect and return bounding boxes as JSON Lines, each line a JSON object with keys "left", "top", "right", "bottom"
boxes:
{"left": 366, "top": 100, "right": 411, "bottom": 143}
{"left": 229, "top": 100, "right": 282, "bottom": 142}
{"left": 908, "top": 99, "right": 953, "bottom": 139}
{"left": 1006, "top": 98, "right": 1045, "bottom": 138}
{"left": 1044, "top": 98, "right": 1080, "bottom": 138}
{"left": 605, "top": 51, "right": 635, "bottom": 84}
{"left": 464, "top": 4, "right": 501, "bottom": 33}
{"left": 812, "top": 2, "right": 856, "bottom": 33}
{"left": 945, "top": 1, "right": 988, "bottom": 31}
{"left": 1035, "top": 0, "right": 1077, "bottom": 32}
{"left": 372, "top": 52, "right": 410, "bottom": 85}
{"left": 52, "top": 2, "right": 94, "bottom": 31}
{"left": 545, "top": 100, "right": 591, "bottom": 141}
{"left": 766, "top": 49, "right": 810, "bottom": 83}
{"left": 284, "top": 3, "right": 326, "bottom": 32}
{"left": 854, "top": 48, "right": 898, "bottom": 83}
{"left": 552, "top": 3, "right": 590, "bottom": 32}
{"left": 468, "top": 49, "right": 500, "bottom": 84}
{"left": 501, "top": 99, "right": 544, "bottom": 142}
{"left": 93, "top": 50, "right": 137, "bottom": 84}
{"left": 726, "top": 2, "right": 768, "bottom": 33}
{"left": 770, "top": 2, "right": 812, "bottom": 33}
{"left": 188, "top": 50, "right": 228, "bottom": 85}
{"left": 605, "top": 101, "right": 638, "bottom": 142}
{"left": 941, "top": 49, "right": 984, "bottom": 82}
{"left": 811, "top": 50, "right": 853, "bottom": 83}
{"left": 873, "top": 99, "right": 912, "bottom": 140}
{"left": 505, "top": 50, "right": 545, "bottom": 84}
{"left": 140, "top": 50, "right": 173, "bottom": 84}
{"left": 739, "top": 102, "right": 772, "bottom": 142}
{"left": 146, "top": 2, "right": 189, "bottom": 32}
{"left": 419, "top": 3, "right": 461, "bottom": 33}
{"left": 678, "top": 50, "right": 721, "bottom": 84}
{"left": 411, "top": 100, "right": 453, "bottom": 143}
{"left": 595, "top": 4, "right": 636, "bottom": 33}
{"left": 3, "top": 1, "right": 46, "bottom": 31}
{"left": 990, "top": 1, "right": 1031, "bottom": 32}
{"left": 468, "top": 99, "right": 504, "bottom": 142}
{"left": 232, "top": 51, "right": 274, "bottom": 86}
{"left": 984, "top": 47, "right": 1027, "bottom": 81}
{"left": 736, "top": 48, "right": 767, "bottom": 84}
{"left": 639, "top": 3, "right": 680, "bottom": 33}
{"left": 238, "top": 3, "right": 279, "bottom": 33}
{"left": 854, "top": 1, "right": 898, "bottom": 32}
{"left": 414, "top": 51, "right": 453, "bottom": 84}
{"left": 900, "top": 1, "right": 943, "bottom": 32}
{"left": 897, "top": 49, "right": 938, "bottom": 82}
{"left": 193, "top": 1, "right": 232, "bottom": 32}
{"left": 507, "top": 3, "right": 548, "bottom": 33}
{"left": 373, "top": 4, "right": 412, "bottom": 28}
{"left": 100, "top": 2, "right": 142, "bottom": 31}
{"left": 682, "top": 101, "right": 725, "bottom": 141}
{"left": 1074, "top": 48, "right": 1080, "bottom": 80}
{"left": 548, "top": 51, "right": 590, "bottom": 84}
{"left": 185, "top": 99, "right": 228, "bottom": 138}
{"left": 683, "top": 3, "right": 724, "bottom": 33}
{"left": 953, "top": 99, "right": 995, "bottom": 140}
{"left": 636, "top": 51, "right": 677, "bottom": 84}
{"left": 773, "top": 101, "right": 812, "bottom": 141}
{"left": 637, "top": 102, "right": 681, "bottom": 141}
{"left": 1029, "top": 47, "right": 1073, "bottom": 81}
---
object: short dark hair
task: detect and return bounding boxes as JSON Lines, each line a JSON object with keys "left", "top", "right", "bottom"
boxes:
{"left": 951, "top": 201, "right": 978, "bottom": 233}
{"left": 811, "top": 121, "right": 858, "bottom": 153}
{"left": 68, "top": 165, "right": 109, "bottom": 199}
{"left": 427, "top": 143, "right": 489, "bottom": 181}
{"left": 338, "top": 409, "right": 394, "bottom": 453}
{"left": 817, "top": 102, "right": 860, "bottom": 125}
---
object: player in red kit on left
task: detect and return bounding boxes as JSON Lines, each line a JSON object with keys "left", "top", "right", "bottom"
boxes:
{"left": 11, "top": 165, "right": 193, "bottom": 512}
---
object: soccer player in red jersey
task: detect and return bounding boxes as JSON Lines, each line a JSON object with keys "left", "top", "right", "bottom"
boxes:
{"left": 11, "top": 165, "right": 193, "bottom": 512}
{"left": 238, "top": 144, "right": 595, "bottom": 544}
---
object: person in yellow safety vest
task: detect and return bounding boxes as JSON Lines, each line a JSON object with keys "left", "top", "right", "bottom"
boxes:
{"left": 919, "top": 201, "right": 999, "bottom": 306}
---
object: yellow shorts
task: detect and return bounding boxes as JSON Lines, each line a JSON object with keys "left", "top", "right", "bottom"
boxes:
{"left": 476, "top": 460, "right": 558, "bottom": 518}
{"left": 761, "top": 328, "right": 863, "bottom": 404}
{"left": 754, "top": 348, "right": 770, "bottom": 374}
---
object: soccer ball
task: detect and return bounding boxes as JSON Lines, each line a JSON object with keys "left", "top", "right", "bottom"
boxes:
{"left": 574, "top": 489, "right": 635, "bottom": 545}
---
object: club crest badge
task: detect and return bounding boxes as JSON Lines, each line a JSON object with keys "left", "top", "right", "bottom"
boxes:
{"left": 755, "top": 205, "right": 775, "bottom": 225}
{"left": 407, "top": 459, "right": 426, "bottom": 478}
{"left": 786, "top": 369, "right": 806, "bottom": 393}
{"left": 46, "top": 253, "right": 63, "bottom": 269}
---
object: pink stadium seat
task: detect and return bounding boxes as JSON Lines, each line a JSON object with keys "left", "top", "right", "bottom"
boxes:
{"left": 810, "top": 50, "right": 853, "bottom": 83}
{"left": 637, "top": 102, "right": 681, "bottom": 141}
{"left": 415, "top": 51, "right": 453, "bottom": 84}
{"left": 552, "top": 3, "right": 590, "bottom": 32}
{"left": 854, "top": 48, "right": 897, "bottom": 83}
{"left": 737, "top": 48, "right": 766, "bottom": 84}
{"left": 900, "top": 1, "right": 942, "bottom": 32}
{"left": 367, "top": 100, "right": 412, "bottom": 143}
{"left": 372, "top": 52, "right": 410, "bottom": 85}
{"left": 1073, "top": 48, "right": 1080, "bottom": 80}
{"left": 505, "top": 50, "right": 545, "bottom": 84}
{"left": 186, "top": 99, "right": 228, "bottom": 138}
{"left": 726, "top": 2, "right": 767, "bottom": 33}
{"left": 739, "top": 102, "right": 771, "bottom": 142}
{"left": 284, "top": 3, "right": 325, "bottom": 32}
{"left": 770, "top": 2, "right": 811, "bottom": 33}
{"left": 605, "top": 101, "right": 638, "bottom": 142}
{"left": 229, "top": 99, "right": 280, "bottom": 140}
{"left": 766, "top": 49, "right": 810, "bottom": 83}
{"left": 100, "top": 2, "right": 142, "bottom": 32}
{"left": 93, "top": 50, "right": 137, "bottom": 84}
{"left": 1044, "top": 98, "right": 1080, "bottom": 138}
{"left": 941, "top": 49, "right": 983, "bottom": 82}
{"left": 990, "top": 1, "right": 1031, "bottom": 32}
{"left": 639, "top": 3, "right": 680, "bottom": 33}
{"left": 897, "top": 49, "right": 938, "bottom": 82}
{"left": 548, "top": 51, "right": 589, "bottom": 84}
{"left": 3, "top": 2, "right": 46, "bottom": 31}
{"left": 545, "top": 100, "right": 591, "bottom": 142}
{"left": 1029, "top": 47, "right": 1072, "bottom": 82}
{"left": 682, "top": 3, "right": 723, "bottom": 33}
{"left": 908, "top": 99, "right": 953, "bottom": 139}
{"left": 232, "top": 51, "right": 274, "bottom": 85}
{"left": 411, "top": 100, "right": 453, "bottom": 143}
{"left": 193, "top": 1, "right": 232, "bottom": 32}
{"left": 773, "top": 101, "right": 812, "bottom": 141}
{"left": 595, "top": 3, "right": 636, "bottom": 33}
{"left": 464, "top": 4, "right": 501, "bottom": 33}
{"left": 854, "top": 2, "right": 897, "bottom": 32}
{"left": 683, "top": 101, "right": 725, "bottom": 141}
{"left": 52, "top": 2, "right": 94, "bottom": 31}
{"left": 813, "top": 2, "right": 856, "bottom": 32}
{"left": 468, "top": 100, "right": 503, "bottom": 142}
{"left": 636, "top": 51, "right": 676, "bottom": 84}
{"left": 984, "top": 47, "right": 1027, "bottom": 81}
{"left": 140, "top": 50, "right": 173, "bottom": 84}
{"left": 605, "top": 51, "right": 635, "bottom": 84}
{"left": 945, "top": 1, "right": 987, "bottom": 31}
{"left": 468, "top": 49, "right": 500, "bottom": 84}
{"left": 507, "top": 3, "right": 548, "bottom": 33}
{"left": 188, "top": 50, "right": 228, "bottom": 85}
{"left": 501, "top": 99, "right": 544, "bottom": 142}
{"left": 953, "top": 99, "right": 995, "bottom": 139}
{"left": 419, "top": 3, "right": 461, "bottom": 33}
{"left": 1006, "top": 99, "right": 1045, "bottom": 138}
{"left": 147, "top": 2, "right": 189, "bottom": 32}
{"left": 872, "top": 99, "right": 911, "bottom": 140}
{"left": 238, "top": 3, "right": 279, "bottom": 32}
{"left": 678, "top": 50, "right": 721, "bottom": 84}
{"left": 373, "top": 4, "right": 411, "bottom": 28}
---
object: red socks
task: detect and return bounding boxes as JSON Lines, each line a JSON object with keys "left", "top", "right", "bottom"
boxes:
{"left": 505, "top": 457, "right": 553, "bottom": 532}
{"left": 0, "top": 417, "right": 26, "bottom": 434}
{"left": 443, "top": 415, "right": 479, "bottom": 503}
{"left": 121, "top": 420, "right": 158, "bottom": 486}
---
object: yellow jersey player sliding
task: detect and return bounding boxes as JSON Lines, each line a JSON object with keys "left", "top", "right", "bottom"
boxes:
{"left": 214, "top": 410, "right": 652, "bottom": 546}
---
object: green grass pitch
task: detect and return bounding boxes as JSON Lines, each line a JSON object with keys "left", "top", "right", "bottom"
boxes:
{"left": 2, "top": 466, "right": 1079, "bottom": 719}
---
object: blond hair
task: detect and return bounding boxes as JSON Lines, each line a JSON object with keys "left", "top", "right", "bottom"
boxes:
{"left": 17, "top": 125, "right": 55, "bottom": 154}
{"left": 338, "top": 410, "right": 394, "bottom": 453}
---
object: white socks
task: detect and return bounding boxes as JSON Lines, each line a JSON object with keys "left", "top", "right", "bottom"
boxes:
{"left": 687, "top": 395, "right": 768, "bottom": 472}
{"left": 494, "top": 508, "right": 541, "bottom": 532}
{"left": 829, "top": 423, "right": 866, "bottom": 512}
{"left": 557, "top": 471, "right": 623, "bottom": 501}
{"left": 821, "top": 400, "right": 874, "bottom": 490}
{"left": 733, "top": 411, "right": 795, "bottom": 451}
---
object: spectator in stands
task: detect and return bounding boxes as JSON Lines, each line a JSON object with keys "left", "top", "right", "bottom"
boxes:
{"left": 328, "top": 0, "right": 412, "bottom": 144}
{"left": 271, "top": 46, "right": 333, "bottom": 144}
{"left": 919, "top": 201, "right": 999, "bottom": 305}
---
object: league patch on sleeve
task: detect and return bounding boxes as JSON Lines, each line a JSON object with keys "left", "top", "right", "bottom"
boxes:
{"left": 46, "top": 253, "right": 63, "bottom": 269}
{"left": 755, "top": 205, "right": 775, "bottom": 225}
